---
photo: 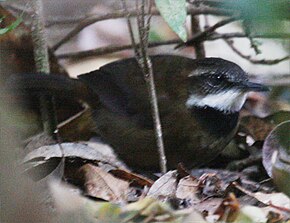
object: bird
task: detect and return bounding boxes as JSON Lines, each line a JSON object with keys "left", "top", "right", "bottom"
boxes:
{"left": 7, "top": 55, "right": 269, "bottom": 171}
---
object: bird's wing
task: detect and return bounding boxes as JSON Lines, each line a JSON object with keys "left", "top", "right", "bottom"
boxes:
{"left": 78, "top": 55, "right": 196, "bottom": 128}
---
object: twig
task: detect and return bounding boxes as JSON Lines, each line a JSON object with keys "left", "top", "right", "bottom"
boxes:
{"left": 56, "top": 32, "right": 290, "bottom": 60}
{"left": 176, "top": 16, "right": 239, "bottom": 48}
{"left": 45, "top": 16, "right": 85, "bottom": 27}
{"left": 233, "top": 182, "right": 290, "bottom": 214}
{"left": 224, "top": 39, "right": 290, "bottom": 65}
{"left": 29, "top": 0, "right": 57, "bottom": 137}
{"left": 121, "top": 0, "right": 167, "bottom": 173}
{"left": 57, "top": 40, "right": 179, "bottom": 59}
{"left": 120, "top": 0, "right": 140, "bottom": 58}
{"left": 51, "top": 6, "right": 234, "bottom": 51}
{"left": 191, "top": 15, "right": 205, "bottom": 58}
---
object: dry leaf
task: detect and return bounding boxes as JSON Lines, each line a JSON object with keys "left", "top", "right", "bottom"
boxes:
{"left": 78, "top": 164, "right": 129, "bottom": 202}
{"left": 110, "top": 169, "right": 153, "bottom": 187}
{"left": 176, "top": 176, "right": 199, "bottom": 203}
{"left": 147, "top": 171, "right": 178, "bottom": 199}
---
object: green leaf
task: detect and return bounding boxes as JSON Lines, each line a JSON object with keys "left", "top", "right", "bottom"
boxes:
{"left": 155, "top": 0, "right": 187, "bottom": 42}
{"left": 0, "top": 16, "right": 22, "bottom": 35}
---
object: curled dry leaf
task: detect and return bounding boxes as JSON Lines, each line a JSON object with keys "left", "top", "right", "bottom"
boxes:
{"left": 262, "top": 121, "right": 290, "bottom": 196}
{"left": 24, "top": 142, "right": 124, "bottom": 168}
{"left": 78, "top": 164, "right": 130, "bottom": 202}
{"left": 23, "top": 141, "right": 126, "bottom": 182}
{"left": 147, "top": 170, "right": 178, "bottom": 199}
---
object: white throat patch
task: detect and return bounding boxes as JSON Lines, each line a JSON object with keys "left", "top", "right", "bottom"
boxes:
{"left": 186, "top": 90, "right": 248, "bottom": 112}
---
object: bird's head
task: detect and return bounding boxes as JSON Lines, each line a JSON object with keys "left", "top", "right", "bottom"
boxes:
{"left": 186, "top": 58, "right": 269, "bottom": 113}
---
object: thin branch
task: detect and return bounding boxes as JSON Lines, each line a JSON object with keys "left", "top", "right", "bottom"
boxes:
{"left": 51, "top": 7, "right": 234, "bottom": 51}
{"left": 120, "top": 0, "right": 140, "bottom": 58}
{"left": 176, "top": 16, "right": 239, "bottom": 48}
{"left": 45, "top": 16, "right": 84, "bottom": 27}
{"left": 138, "top": 0, "right": 167, "bottom": 174}
{"left": 191, "top": 15, "right": 206, "bottom": 58}
{"left": 57, "top": 40, "right": 179, "bottom": 59}
{"left": 224, "top": 39, "right": 290, "bottom": 65}
{"left": 121, "top": 0, "right": 167, "bottom": 173}
{"left": 56, "top": 32, "right": 290, "bottom": 60}
{"left": 29, "top": 0, "right": 57, "bottom": 137}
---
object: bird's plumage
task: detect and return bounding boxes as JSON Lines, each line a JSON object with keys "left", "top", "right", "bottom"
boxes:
{"left": 78, "top": 55, "right": 245, "bottom": 170}
{"left": 7, "top": 55, "right": 268, "bottom": 171}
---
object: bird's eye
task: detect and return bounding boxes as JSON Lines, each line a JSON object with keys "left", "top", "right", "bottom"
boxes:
{"left": 206, "top": 76, "right": 223, "bottom": 87}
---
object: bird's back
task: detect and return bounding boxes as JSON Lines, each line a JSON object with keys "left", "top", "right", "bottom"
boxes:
{"left": 78, "top": 55, "right": 238, "bottom": 170}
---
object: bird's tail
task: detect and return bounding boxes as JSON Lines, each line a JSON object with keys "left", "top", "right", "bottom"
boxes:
{"left": 3, "top": 73, "right": 100, "bottom": 107}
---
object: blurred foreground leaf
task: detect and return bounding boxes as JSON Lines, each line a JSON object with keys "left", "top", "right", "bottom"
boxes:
{"left": 263, "top": 121, "right": 290, "bottom": 195}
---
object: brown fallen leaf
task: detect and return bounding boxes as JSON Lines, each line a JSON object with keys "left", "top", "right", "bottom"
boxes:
{"left": 240, "top": 116, "right": 276, "bottom": 141}
{"left": 78, "top": 164, "right": 130, "bottom": 202}
{"left": 240, "top": 111, "right": 290, "bottom": 142}
{"left": 109, "top": 169, "right": 153, "bottom": 187}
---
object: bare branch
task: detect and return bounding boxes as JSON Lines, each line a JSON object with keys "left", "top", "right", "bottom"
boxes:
{"left": 51, "top": 7, "right": 235, "bottom": 51}
{"left": 29, "top": 0, "right": 57, "bottom": 137}
{"left": 57, "top": 32, "right": 289, "bottom": 60}
{"left": 121, "top": 0, "right": 167, "bottom": 173}
{"left": 224, "top": 39, "right": 290, "bottom": 65}
{"left": 120, "top": 0, "right": 140, "bottom": 58}
{"left": 56, "top": 40, "right": 178, "bottom": 59}
{"left": 45, "top": 16, "right": 84, "bottom": 27}
{"left": 176, "top": 16, "right": 239, "bottom": 48}
{"left": 191, "top": 15, "right": 205, "bottom": 58}
{"left": 138, "top": 0, "right": 167, "bottom": 174}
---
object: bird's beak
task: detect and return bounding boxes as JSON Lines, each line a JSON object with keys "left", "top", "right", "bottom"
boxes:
{"left": 241, "top": 81, "right": 270, "bottom": 92}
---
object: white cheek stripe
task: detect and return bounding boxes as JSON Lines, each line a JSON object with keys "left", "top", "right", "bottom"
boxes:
{"left": 186, "top": 90, "right": 248, "bottom": 112}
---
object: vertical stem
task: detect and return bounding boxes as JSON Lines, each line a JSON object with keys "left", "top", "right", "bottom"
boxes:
{"left": 139, "top": 0, "right": 167, "bottom": 173}
{"left": 144, "top": 58, "right": 167, "bottom": 173}
{"left": 191, "top": 15, "right": 206, "bottom": 58}
{"left": 30, "top": 0, "right": 57, "bottom": 137}
{"left": 121, "top": 0, "right": 167, "bottom": 173}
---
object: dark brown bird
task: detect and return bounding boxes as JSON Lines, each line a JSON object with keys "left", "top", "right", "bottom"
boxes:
{"left": 7, "top": 55, "right": 269, "bottom": 171}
